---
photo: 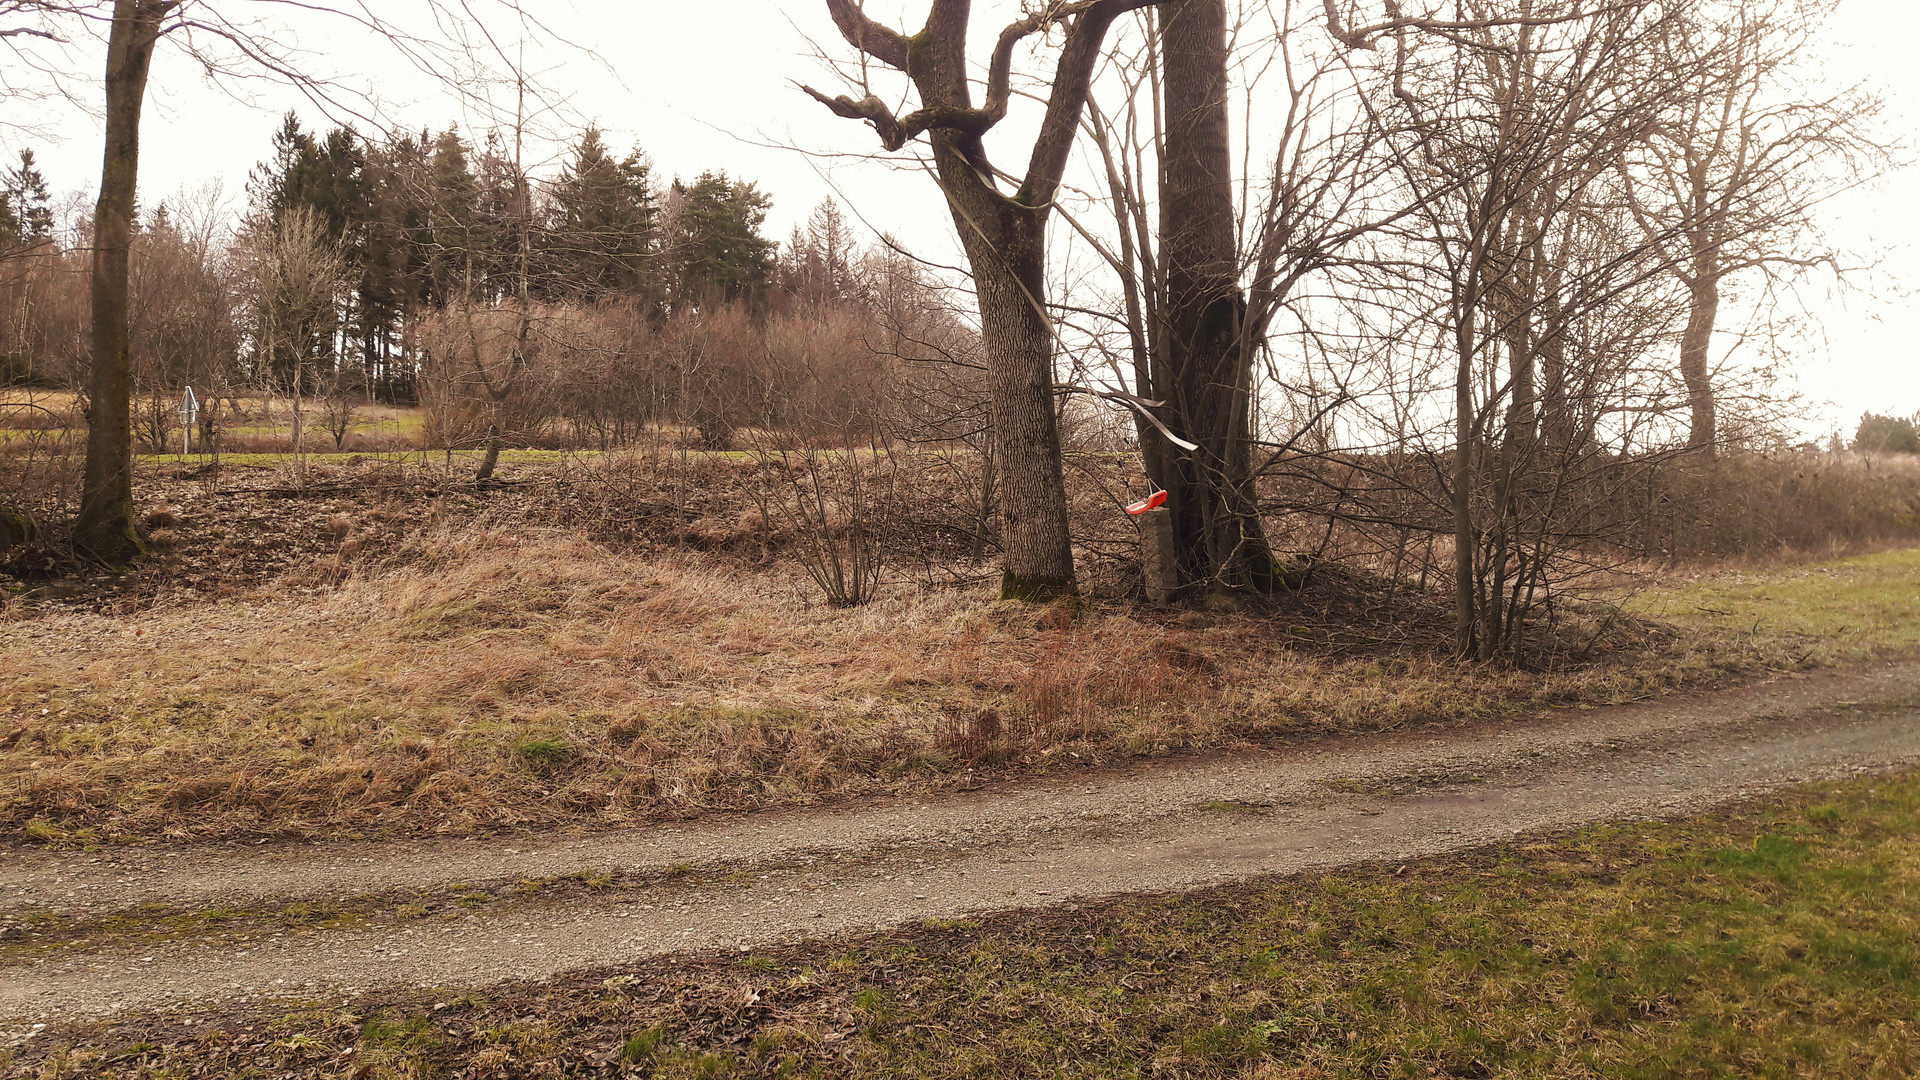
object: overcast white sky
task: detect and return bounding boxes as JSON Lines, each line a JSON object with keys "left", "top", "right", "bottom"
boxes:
{"left": 9, "top": 0, "right": 1919, "bottom": 437}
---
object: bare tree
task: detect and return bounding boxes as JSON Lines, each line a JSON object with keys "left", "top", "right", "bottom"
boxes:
{"left": 802, "top": 0, "right": 1162, "bottom": 601}
{"left": 315, "top": 368, "right": 360, "bottom": 450}
{"left": 6, "top": 0, "right": 572, "bottom": 560}
{"left": 1618, "top": 0, "right": 1888, "bottom": 456}
{"left": 1146, "top": 0, "right": 1272, "bottom": 593}
{"left": 71, "top": 0, "right": 173, "bottom": 562}
{"left": 1342, "top": 0, "right": 1695, "bottom": 658}
{"left": 866, "top": 241, "right": 1001, "bottom": 560}
{"left": 415, "top": 300, "right": 549, "bottom": 471}
{"left": 123, "top": 188, "right": 239, "bottom": 454}
{"left": 1061, "top": 1, "right": 1392, "bottom": 599}
{"left": 474, "top": 133, "right": 535, "bottom": 483}
{"left": 244, "top": 205, "right": 345, "bottom": 481}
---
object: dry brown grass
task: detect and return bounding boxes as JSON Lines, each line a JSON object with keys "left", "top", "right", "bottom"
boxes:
{"left": 0, "top": 390, "right": 83, "bottom": 435}
{"left": 0, "top": 520, "right": 1797, "bottom": 844}
{"left": 6, "top": 446, "right": 1918, "bottom": 845}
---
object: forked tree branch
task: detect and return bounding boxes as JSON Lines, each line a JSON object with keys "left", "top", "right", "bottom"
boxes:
{"left": 806, "top": 0, "right": 1154, "bottom": 204}
{"left": 821, "top": 0, "right": 909, "bottom": 69}
{"left": 801, "top": 3, "right": 1067, "bottom": 151}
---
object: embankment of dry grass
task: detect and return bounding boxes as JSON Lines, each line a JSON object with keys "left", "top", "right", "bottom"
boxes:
{"left": 6, "top": 522, "right": 1904, "bottom": 845}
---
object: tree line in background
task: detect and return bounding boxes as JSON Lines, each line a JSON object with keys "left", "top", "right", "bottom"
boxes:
{"left": 0, "top": 115, "right": 978, "bottom": 453}
{"left": 1855, "top": 413, "right": 1920, "bottom": 456}
{"left": 238, "top": 117, "right": 784, "bottom": 402}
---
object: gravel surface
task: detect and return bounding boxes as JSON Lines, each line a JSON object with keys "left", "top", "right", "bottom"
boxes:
{"left": 4, "top": 660, "right": 1918, "bottom": 1032}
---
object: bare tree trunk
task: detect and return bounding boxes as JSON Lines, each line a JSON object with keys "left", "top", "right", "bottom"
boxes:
{"left": 1538, "top": 287, "right": 1570, "bottom": 449}
{"left": 956, "top": 204, "right": 1076, "bottom": 598}
{"left": 805, "top": 0, "right": 1158, "bottom": 600}
{"left": 1484, "top": 219, "right": 1538, "bottom": 655}
{"left": 475, "top": 392, "right": 506, "bottom": 480}
{"left": 476, "top": 96, "right": 536, "bottom": 485}
{"left": 1680, "top": 275, "right": 1718, "bottom": 456}
{"left": 1452, "top": 318, "right": 1478, "bottom": 661}
{"left": 1150, "top": 0, "right": 1275, "bottom": 596}
{"left": 911, "top": 36, "right": 1085, "bottom": 599}
{"left": 291, "top": 350, "right": 305, "bottom": 485}
{"left": 970, "top": 439, "right": 997, "bottom": 561}
{"left": 74, "top": 0, "right": 171, "bottom": 564}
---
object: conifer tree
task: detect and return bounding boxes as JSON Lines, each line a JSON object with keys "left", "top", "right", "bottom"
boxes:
{"left": 4, "top": 150, "right": 53, "bottom": 243}
{"left": 547, "top": 128, "right": 656, "bottom": 302}
{"left": 665, "top": 171, "right": 775, "bottom": 310}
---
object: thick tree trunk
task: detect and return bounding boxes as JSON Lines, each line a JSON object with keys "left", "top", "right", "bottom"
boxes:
{"left": 1680, "top": 276, "right": 1718, "bottom": 456}
{"left": 74, "top": 0, "right": 166, "bottom": 565}
{"left": 809, "top": 0, "right": 1161, "bottom": 600}
{"left": 1150, "top": 0, "right": 1275, "bottom": 596}
{"left": 951, "top": 204, "right": 1077, "bottom": 599}
{"left": 916, "top": 36, "right": 1078, "bottom": 599}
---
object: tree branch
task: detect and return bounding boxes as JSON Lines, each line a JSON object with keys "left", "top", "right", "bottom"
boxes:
{"left": 1019, "top": 0, "right": 1157, "bottom": 207}
{"left": 1324, "top": 0, "right": 1641, "bottom": 52}
{"left": 820, "top": 0, "right": 909, "bottom": 69}
{"left": 803, "top": 3, "right": 1078, "bottom": 153}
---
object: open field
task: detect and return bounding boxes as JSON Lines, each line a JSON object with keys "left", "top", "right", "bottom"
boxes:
{"left": 2, "top": 394, "right": 428, "bottom": 454}
{"left": 1630, "top": 548, "right": 1920, "bottom": 664}
{"left": 4, "top": 448, "right": 1918, "bottom": 844}
{"left": 131, "top": 447, "right": 595, "bottom": 469}
{"left": 8, "top": 763, "right": 1918, "bottom": 1077}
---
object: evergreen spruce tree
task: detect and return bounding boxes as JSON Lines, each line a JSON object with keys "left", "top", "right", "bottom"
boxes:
{"left": 547, "top": 128, "right": 656, "bottom": 302}
{"left": 4, "top": 150, "right": 54, "bottom": 242}
{"left": 781, "top": 198, "right": 860, "bottom": 311}
{"left": 666, "top": 171, "right": 774, "bottom": 310}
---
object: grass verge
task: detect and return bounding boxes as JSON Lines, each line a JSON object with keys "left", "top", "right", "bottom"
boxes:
{"left": 11, "top": 767, "right": 1920, "bottom": 1078}
{"left": 5, "top": 530, "right": 1918, "bottom": 844}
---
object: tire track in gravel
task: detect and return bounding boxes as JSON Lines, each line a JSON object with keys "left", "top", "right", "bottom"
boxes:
{"left": 4, "top": 661, "right": 1919, "bottom": 1029}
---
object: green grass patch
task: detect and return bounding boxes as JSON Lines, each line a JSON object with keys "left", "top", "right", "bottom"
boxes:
{"left": 512, "top": 735, "right": 576, "bottom": 767}
{"left": 1629, "top": 546, "right": 1920, "bottom": 664}
{"left": 0, "top": 900, "right": 368, "bottom": 967}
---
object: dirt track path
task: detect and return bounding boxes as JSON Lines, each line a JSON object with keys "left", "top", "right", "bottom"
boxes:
{"left": 5, "top": 660, "right": 1920, "bottom": 1033}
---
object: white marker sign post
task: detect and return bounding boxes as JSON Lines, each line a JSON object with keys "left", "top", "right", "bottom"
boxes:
{"left": 179, "top": 386, "right": 199, "bottom": 456}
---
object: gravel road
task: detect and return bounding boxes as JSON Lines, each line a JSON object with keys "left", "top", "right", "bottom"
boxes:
{"left": 4, "top": 660, "right": 1918, "bottom": 1033}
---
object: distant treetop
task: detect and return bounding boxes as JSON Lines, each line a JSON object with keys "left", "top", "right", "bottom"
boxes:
{"left": 1854, "top": 413, "right": 1920, "bottom": 455}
